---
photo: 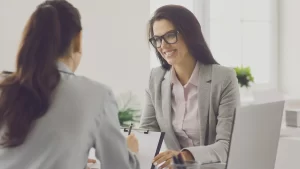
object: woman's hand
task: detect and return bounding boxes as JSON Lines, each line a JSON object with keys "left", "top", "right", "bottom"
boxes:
{"left": 127, "top": 133, "right": 139, "bottom": 153}
{"left": 153, "top": 150, "right": 195, "bottom": 169}
{"left": 87, "top": 159, "right": 96, "bottom": 163}
{"left": 180, "top": 150, "right": 194, "bottom": 161}
{"left": 153, "top": 150, "right": 180, "bottom": 169}
{"left": 86, "top": 159, "right": 97, "bottom": 169}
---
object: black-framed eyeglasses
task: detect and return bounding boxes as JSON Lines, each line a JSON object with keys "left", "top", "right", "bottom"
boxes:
{"left": 149, "top": 30, "right": 179, "bottom": 48}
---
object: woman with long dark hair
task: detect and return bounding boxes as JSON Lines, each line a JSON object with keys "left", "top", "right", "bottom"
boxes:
{"left": 0, "top": 1, "right": 139, "bottom": 169}
{"left": 139, "top": 5, "right": 240, "bottom": 168}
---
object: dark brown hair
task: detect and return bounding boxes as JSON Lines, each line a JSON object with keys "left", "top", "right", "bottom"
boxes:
{"left": 148, "top": 5, "right": 218, "bottom": 70}
{"left": 0, "top": 0, "right": 82, "bottom": 147}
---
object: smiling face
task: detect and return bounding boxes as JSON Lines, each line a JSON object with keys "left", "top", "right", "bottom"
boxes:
{"left": 152, "top": 19, "right": 191, "bottom": 66}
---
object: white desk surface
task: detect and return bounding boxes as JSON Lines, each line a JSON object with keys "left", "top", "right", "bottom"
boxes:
{"left": 275, "top": 136, "right": 300, "bottom": 169}
{"left": 87, "top": 125, "right": 300, "bottom": 169}
{"left": 274, "top": 123, "right": 300, "bottom": 169}
{"left": 281, "top": 126, "right": 300, "bottom": 137}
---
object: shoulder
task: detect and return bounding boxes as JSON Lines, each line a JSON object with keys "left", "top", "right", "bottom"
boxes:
{"left": 150, "top": 66, "right": 167, "bottom": 78}
{"left": 148, "top": 66, "right": 168, "bottom": 87}
{"left": 210, "top": 64, "right": 239, "bottom": 99}
{"left": 211, "top": 64, "right": 237, "bottom": 82}
{"left": 59, "top": 73, "right": 113, "bottom": 98}
{"left": 212, "top": 64, "right": 236, "bottom": 77}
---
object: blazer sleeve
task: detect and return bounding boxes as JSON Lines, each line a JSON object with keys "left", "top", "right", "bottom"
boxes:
{"left": 93, "top": 89, "right": 140, "bottom": 169}
{"left": 139, "top": 69, "right": 160, "bottom": 132}
{"left": 183, "top": 69, "right": 240, "bottom": 164}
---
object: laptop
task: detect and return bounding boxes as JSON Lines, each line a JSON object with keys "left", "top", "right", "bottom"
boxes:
{"left": 202, "top": 100, "right": 285, "bottom": 169}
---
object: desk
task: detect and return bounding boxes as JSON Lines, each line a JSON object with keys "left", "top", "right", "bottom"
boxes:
{"left": 281, "top": 126, "right": 300, "bottom": 137}
{"left": 275, "top": 137, "right": 300, "bottom": 169}
{"left": 87, "top": 122, "right": 300, "bottom": 169}
{"left": 276, "top": 100, "right": 300, "bottom": 168}
{"left": 275, "top": 123, "right": 300, "bottom": 169}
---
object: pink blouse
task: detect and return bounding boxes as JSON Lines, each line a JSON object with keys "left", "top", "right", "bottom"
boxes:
{"left": 171, "top": 62, "right": 201, "bottom": 148}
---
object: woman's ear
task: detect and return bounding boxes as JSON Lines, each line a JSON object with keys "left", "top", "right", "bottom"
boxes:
{"left": 73, "top": 31, "right": 82, "bottom": 53}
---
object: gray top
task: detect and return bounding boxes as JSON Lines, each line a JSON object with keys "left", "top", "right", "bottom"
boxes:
{"left": 0, "top": 62, "right": 140, "bottom": 169}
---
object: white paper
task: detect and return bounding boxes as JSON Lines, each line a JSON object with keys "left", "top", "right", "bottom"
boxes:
{"left": 121, "top": 129, "right": 164, "bottom": 169}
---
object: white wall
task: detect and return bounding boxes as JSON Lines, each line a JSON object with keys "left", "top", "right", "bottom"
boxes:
{"left": 279, "top": 0, "right": 300, "bottom": 98}
{"left": 0, "top": 0, "right": 40, "bottom": 71}
{"left": 0, "top": 0, "right": 150, "bottom": 106}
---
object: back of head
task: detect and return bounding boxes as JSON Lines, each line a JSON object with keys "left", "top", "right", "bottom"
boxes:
{"left": 0, "top": 0, "right": 82, "bottom": 148}
{"left": 148, "top": 5, "right": 218, "bottom": 70}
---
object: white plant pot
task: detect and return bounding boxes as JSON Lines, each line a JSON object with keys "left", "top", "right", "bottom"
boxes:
{"left": 239, "top": 86, "right": 254, "bottom": 106}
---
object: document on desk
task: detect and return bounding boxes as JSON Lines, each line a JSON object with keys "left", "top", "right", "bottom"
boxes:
{"left": 120, "top": 128, "right": 165, "bottom": 169}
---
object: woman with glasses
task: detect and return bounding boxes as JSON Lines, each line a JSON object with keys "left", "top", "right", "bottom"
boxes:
{"left": 139, "top": 5, "right": 240, "bottom": 168}
{"left": 0, "top": 0, "right": 139, "bottom": 169}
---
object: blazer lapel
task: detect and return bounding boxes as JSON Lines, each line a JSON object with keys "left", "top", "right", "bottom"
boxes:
{"left": 161, "top": 70, "right": 181, "bottom": 149}
{"left": 198, "top": 63, "right": 212, "bottom": 145}
{"left": 161, "top": 71, "right": 172, "bottom": 127}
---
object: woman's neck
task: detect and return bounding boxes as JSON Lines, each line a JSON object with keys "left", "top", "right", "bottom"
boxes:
{"left": 173, "top": 57, "right": 197, "bottom": 86}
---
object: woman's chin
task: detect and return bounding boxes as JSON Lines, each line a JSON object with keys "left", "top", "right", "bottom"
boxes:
{"left": 166, "top": 59, "right": 177, "bottom": 66}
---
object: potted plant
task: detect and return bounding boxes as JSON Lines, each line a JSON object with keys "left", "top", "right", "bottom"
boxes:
{"left": 234, "top": 66, "right": 254, "bottom": 88}
{"left": 234, "top": 66, "right": 254, "bottom": 100}
{"left": 116, "top": 91, "right": 141, "bottom": 127}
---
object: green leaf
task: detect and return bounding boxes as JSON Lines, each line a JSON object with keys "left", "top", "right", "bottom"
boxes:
{"left": 116, "top": 91, "right": 141, "bottom": 125}
{"left": 234, "top": 66, "right": 254, "bottom": 88}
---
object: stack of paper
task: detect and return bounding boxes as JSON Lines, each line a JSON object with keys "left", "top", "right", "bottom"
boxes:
{"left": 285, "top": 109, "right": 300, "bottom": 127}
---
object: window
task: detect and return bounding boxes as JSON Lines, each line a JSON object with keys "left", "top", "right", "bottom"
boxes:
{"left": 209, "top": 0, "right": 277, "bottom": 88}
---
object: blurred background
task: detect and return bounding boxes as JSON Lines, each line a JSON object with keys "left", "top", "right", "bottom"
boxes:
{"left": 1, "top": 0, "right": 299, "bottom": 109}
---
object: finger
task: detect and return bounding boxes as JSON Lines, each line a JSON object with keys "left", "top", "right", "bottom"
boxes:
{"left": 159, "top": 158, "right": 172, "bottom": 169}
{"left": 127, "top": 135, "right": 138, "bottom": 143}
{"left": 153, "top": 151, "right": 168, "bottom": 163}
{"left": 127, "top": 134, "right": 137, "bottom": 140}
{"left": 154, "top": 152, "right": 174, "bottom": 166}
{"left": 87, "top": 159, "right": 96, "bottom": 163}
{"left": 128, "top": 133, "right": 135, "bottom": 137}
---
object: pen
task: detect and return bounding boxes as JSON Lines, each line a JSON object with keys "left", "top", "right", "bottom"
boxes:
{"left": 128, "top": 123, "right": 133, "bottom": 135}
{"left": 172, "top": 155, "right": 179, "bottom": 169}
{"left": 177, "top": 153, "right": 186, "bottom": 169}
{"left": 172, "top": 155, "right": 179, "bottom": 164}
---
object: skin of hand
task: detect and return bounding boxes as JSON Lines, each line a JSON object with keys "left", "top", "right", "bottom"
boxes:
{"left": 86, "top": 159, "right": 97, "bottom": 169}
{"left": 127, "top": 133, "right": 139, "bottom": 153}
{"left": 153, "top": 150, "right": 195, "bottom": 169}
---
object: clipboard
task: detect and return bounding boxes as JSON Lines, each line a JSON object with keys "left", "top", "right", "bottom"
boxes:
{"left": 121, "top": 127, "right": 165, "bottom": 169}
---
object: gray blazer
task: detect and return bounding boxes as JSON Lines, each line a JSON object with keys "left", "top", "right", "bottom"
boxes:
{"left": 140, "top": 62, "right": 240, "bottom": 164}
{"left": 0, "top": 62, "right": 140, "bottom": 169}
